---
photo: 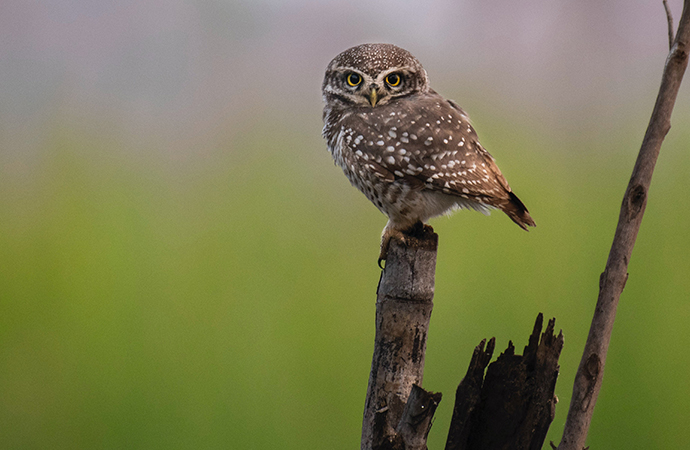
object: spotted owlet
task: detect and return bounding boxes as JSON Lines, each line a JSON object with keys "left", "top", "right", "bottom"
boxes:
{"left": 322, "top": 43, "right": 535, "bottom": 264}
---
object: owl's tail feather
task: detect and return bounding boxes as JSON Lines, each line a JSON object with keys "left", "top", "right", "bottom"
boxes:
{"left": 502, "top": 192, "right": 536, "bottom": 231}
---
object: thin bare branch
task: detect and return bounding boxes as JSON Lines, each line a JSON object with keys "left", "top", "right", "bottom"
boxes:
{"left": 664, "top": 0, "right": 675, "bottom": 50}
{"left": 558, "top": 1, "right": 690, "bottom": 449}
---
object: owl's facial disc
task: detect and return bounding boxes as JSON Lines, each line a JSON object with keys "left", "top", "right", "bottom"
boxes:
{"left": 327, "top": 66, "right": 414, "bottom": 108}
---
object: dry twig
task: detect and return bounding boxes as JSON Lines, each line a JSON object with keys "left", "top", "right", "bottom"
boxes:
{"left": 664, "top": 0, "right": 676, "bottom": 49}
{"left": 558, "top": 2, "right": 690, "bottom": 448}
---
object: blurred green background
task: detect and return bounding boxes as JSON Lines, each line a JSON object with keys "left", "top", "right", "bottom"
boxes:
{"left": 1, "top": 1, "right": 689, "bottom": 449}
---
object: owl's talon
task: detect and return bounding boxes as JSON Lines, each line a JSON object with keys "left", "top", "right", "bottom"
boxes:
{"left": 378, "top": 234, "right": 392, "bottom": 268}
{"left": 378, "top": 223, "right": 411, "bottom": 267}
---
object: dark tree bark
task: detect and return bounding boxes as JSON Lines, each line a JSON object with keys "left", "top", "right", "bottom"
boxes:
{"left": 445, "top": 314, "right": 563, "bottom": 450}
{"left": 558, "top": 2, "right": 690, "bottom": 449}
{"left": 444, "top": 338, "right": 496, "bottom": 450}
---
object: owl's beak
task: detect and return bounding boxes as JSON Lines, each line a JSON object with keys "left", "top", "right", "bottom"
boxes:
{"left": 368, "top": 89, "right": 378, "bottom": 107}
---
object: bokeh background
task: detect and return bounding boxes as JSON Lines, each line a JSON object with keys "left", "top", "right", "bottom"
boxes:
{"left": 1, "top": 1, "right": 689, "bottom": 448}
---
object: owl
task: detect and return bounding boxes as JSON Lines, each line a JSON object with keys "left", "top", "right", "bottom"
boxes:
{"left": 322, "top": 43, "right": 535, "bottom": 264}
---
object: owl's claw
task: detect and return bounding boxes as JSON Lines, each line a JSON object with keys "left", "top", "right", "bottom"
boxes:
{"left": 378, "top": 224, "right": 415, "bottom": 268}
{"left": 378, "top": 235, "right": 391, "bottom": 268}
{"left": 378, "top": 229, "right": 395, "bottom": 268}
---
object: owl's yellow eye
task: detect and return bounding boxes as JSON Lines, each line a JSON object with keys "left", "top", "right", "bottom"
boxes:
{"left": 347, "top": 73, "right": 362, "bottom": 87}
{"left": 385, "top": 73, "right": 401, "bottom": 87}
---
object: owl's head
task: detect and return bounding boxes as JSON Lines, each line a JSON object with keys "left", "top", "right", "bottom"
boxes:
{"left": 322, "top": 43, "right": 429, "bottom": 109}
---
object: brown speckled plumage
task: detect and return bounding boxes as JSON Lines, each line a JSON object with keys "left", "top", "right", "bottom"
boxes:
{"left": 322, "top": 44, "right": 535, "bottom": 261}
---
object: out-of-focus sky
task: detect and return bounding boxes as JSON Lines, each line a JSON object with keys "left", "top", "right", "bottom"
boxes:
{"left": 2, "top": 0, "right": 687, "bottom": 160}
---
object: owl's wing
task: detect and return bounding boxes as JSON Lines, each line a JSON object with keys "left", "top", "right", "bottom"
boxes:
{"left": 337, "top": 99, "right": 534, "bottom": 228}
{"left": 345, "top": 96, "right": 514, "bottom": 204}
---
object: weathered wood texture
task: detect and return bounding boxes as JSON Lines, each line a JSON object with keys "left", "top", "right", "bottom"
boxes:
{"left": 361, "top": 225, "right": 439, "bottom": 450}
{"left": 444, "top": 338, "right": 496, "bottom": 450}
{"left": 558, "top": 3, "right": 690, "bottom": 449}
{"left": 446, "top": 314, "right": 563, "bottom": 450}
{"left": 396, "top": 385, "right": 443, "bottom": 450}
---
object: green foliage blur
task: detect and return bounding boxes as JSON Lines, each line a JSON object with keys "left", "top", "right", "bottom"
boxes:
{"left": 1, "top": 108, "right": 689, "bottom": 449}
